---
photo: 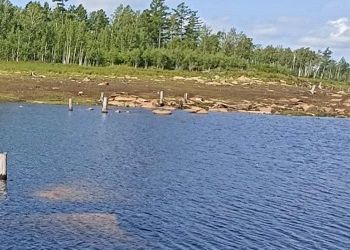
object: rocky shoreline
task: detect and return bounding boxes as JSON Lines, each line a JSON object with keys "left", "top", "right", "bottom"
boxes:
{"left": 107, "top": 89, "right": 350, "bottom": 118}
{"left": 0, "top": 72, "right": 349, "bottom": 118}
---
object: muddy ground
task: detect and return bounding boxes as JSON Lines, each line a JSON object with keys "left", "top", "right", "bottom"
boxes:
{"left": 0, "top": 73, "right": 349, "bottom": 117}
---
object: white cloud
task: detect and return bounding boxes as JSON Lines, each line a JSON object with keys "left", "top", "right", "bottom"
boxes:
{"left": 299, "top": 17, "right": 350, "bottom": 49}
{"left": 249, "top": 16, "right": 305, "bottom": 40}
{"left": 251, "top": 24, "right": 278, "bottom": 37}
{"left": 203, "top": 16, "right": 234, "bottom": 32}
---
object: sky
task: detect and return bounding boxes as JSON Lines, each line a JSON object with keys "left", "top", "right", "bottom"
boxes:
{"left": 12, "top": 0, "right": 350, "bottom": 60}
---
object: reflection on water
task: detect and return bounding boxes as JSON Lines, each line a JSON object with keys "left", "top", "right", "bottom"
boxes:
{"left": 0, "top": 181, "right": 7, "bottom": 200}
{"left": 0, "top": 104, "right": 349, "bottom": 249}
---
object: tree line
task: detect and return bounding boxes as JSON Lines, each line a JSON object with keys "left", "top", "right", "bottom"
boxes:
{"left": 0, "top": 0, "right": 349, "bottom": 82}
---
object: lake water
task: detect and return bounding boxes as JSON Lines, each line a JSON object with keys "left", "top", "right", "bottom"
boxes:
{"left": 0, "top": 103, "right": 349, "bottom": 249}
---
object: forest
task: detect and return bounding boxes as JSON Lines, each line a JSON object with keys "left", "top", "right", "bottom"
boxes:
{"left": 0, "top": 0, "right": 349, "bottom": 82}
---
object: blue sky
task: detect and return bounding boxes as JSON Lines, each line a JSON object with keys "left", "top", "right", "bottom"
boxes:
{"left": 12, "top": 0, "right": 350, "bottom": 60}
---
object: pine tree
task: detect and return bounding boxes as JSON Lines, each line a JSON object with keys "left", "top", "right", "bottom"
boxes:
{"left": 52, "top": 0, "right": 68, "bottom": 9}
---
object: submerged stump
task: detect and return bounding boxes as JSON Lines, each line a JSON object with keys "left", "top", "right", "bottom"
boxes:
{"left": 184, "top": 93, "right": 188, "bottom": 103}
{"left": 159, "top": 91, "right": 164, "bottom": 106}
{"left": 0, "top": 153, "right": 7, "bottom": 181}
{"left": 102, "top": 97, "right": 108, "bottom": 113}
{"left": 68, "top": 98, "right": 73, "bottom": 111}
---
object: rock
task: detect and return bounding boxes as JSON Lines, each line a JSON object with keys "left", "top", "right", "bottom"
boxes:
{"left": 212, "top": 102, "right": 229, "bottom": 109}
{"left": 195, "top": 109, "right": 209, "bottom": 114}
{"left": 82, "top": 77, "right": 91, "bottom": 82}
{"left": 335, "top": 108, "right": 346, "bottom": 115}
{"left": 141, "top": 102, "right": 156, "bottom": 109}
{"left": 232, "top": 103, "right": 253, "bottom": 111}
{"left": 237, "top": 76, "right": 252, "bottom": 82}
{"left": 299, "top": 103, "right": 316, "bottom": 112}
{"left": 153, "top": 109, "right": 172, "bottom": 115}
{"left": 257, "top": 107, "right": 273, "bottom": 114}
{"left": 163, "top": 106, "right": 176, "bottom": 111}
{"left": 173, "top": 76, "right": 185, "bottom": 80}
{"left": 192, "top": 96, "right": 205, "bottom": 102}
{"left": 78, "top": 91, "right": 84, "bottom": 96}
{"left": 114, "top": 96, "right": 138, "bottom": 102}
{"left": 209, "top": 108, "right": 229, "bottom": 113}
{"left": 331, "top": 99, "right": 342, "bottom": 102}
{"left": 331, "top": 94, "right": 343, "bottom": 98}
{"left": 344, "top": 99, "right": 350, "bottom": 107}
{"left": 309, "top": 85, "right": 316, "bottom": 95}
{"left": 98, "top": 82, "right": 109, "bottom": 86}
{"left": 289, "top": 98, "right": 303, "bottom": 104}
{"left": 322, "top": 107, "right": 334, "bottom": 113}
{"left": 87, "top": 108, "right": 94, "bottom": 111}
{"left": 109, "top": 101, "right": 124, "bottom": 107}
{"left": 184, "top": 106, "right": 202, "bottom": 113}
{"left": 52, "top": 87, "right": 60, "bottom": 90}
{"left": 206, "top": 81, "right": 221, "bottom": 86}
{"left": 167, "top": 101, "right": 178, "bottom": 107}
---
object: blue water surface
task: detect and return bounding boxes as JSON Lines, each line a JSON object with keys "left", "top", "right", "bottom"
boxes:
{"left": 0, "top": 103, "right": 349, "bottom": 249}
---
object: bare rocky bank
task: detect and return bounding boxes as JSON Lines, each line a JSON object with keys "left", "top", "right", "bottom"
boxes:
{"left": 0, "top": 73, "right": 349, "bottom": 117}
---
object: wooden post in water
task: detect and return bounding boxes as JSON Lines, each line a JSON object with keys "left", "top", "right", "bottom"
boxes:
{"left": 184, "top": 93, "right": 188, "bottom": 103}
{"left": 68, "top": 98, "right": 73, "bottom": 111}
{"left": 159, "top": 91, "right": 164, "bottom": 106}
{"left": 102, "top": 97, "right": 108, "bottom": 113}
{"left": 100, "top": 92, "right": 104, "bottom": 103}
{"left": 0, "top": 153, "right": 7, "bottom": 181}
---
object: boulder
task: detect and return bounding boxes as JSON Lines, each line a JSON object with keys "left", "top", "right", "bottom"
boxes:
{"left": 299, "top": 103, "right": 316, "bottom": 112}
{"left": 331, "top": 99, "right": 342, "bottom": 102}
{"left": 153, "top": 109, "right": 172, "bottom": 115}
{"left": 184, "top": 106, "right": 202, "bottom": 113}
{"left": 344, "top": 99, "right": 350, "bottom": 107}
{"left": 212, "top": 102, "right": 229, "bottom": 109}
{"left": 98, "top": 82, "right": 109, "bottom": 86}
{"left": 322, "top": 107, "right": 334, "bottom": 113}
{"left": 335, "top": 108, "right": 346, "bottom": 115}
{"left": 209, "top": 108, "right": 229, "bottom": 113}
{"left": 232, "top": 103, "right": 253, "bottom": 111}
{"left": 289, "top": 98, "right": 303, "bottom": 105}
{"left": 192, "top": 97, "right": 205, "bottom": 102}
{"left": 237, "top": 76, "right": 252, "bottom": 82}
{"left": 140, "top": 102, "right": 156, "bottom": 109}
{"left": 195, "top": 109, "right": 209, "bottom": 114}
{"left": 257, "top": 107, "right": 273, "bottom": 114}
{"left": 206, "top": 81, "right": 221, "bottom": 86}
{"left": 114, "top": 96, "right": 138, "bottom": 102}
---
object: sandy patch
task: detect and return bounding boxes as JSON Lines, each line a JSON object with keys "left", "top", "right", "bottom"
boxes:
{"left": 36, "top": 184, "right": 98, "bottom": 202}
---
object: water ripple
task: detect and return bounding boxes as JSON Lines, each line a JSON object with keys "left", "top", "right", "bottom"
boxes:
{"left": 0, "top": 104, "right": 349, "bottom": 249}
